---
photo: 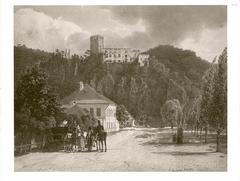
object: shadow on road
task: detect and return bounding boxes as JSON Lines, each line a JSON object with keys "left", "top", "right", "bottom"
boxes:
{"left": 135, "top": 129, "right": 227, "bottom": 154}
{"left": 152, "top": 151, "right": 217, "bottom": 156}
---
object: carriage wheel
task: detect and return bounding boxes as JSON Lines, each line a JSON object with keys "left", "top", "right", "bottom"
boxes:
{"left": 47, "top": 133, "right": 54, "bottom": 143}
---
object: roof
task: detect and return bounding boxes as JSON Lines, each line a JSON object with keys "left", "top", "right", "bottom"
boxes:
{"left": 59, "top": 84, "right": 117, "bottom": 106}
{"left": 65, "top": 105, "right": 87, "bottom": 117}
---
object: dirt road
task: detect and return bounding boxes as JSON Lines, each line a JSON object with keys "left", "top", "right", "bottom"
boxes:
{"left": 14, "top": 128, "right": 227, "bottom": 172}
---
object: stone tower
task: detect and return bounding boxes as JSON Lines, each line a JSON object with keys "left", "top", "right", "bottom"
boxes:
{"left": 90, "top": 35, "right": 104, "bottom": 56}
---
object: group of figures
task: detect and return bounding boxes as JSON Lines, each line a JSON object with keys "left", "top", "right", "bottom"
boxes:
{"left": 63, "top": 121, "right": 107, "bottom": 152}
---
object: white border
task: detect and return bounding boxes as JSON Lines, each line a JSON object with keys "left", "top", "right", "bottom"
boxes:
{"left": 1, "top": 0, "right": 240, "bottom": 181}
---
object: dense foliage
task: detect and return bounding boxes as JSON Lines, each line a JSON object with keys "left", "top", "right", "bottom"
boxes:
{"left": 14, "top": 64, "right": 64, "bottom": 147}
{"left": 187, "top": 48, "right": 227, "bottom": 151}
{"left": 14, "top": 44, "right": 210, "bottom": 127}
{"left": 161, "top": 99, "right": 183, "bottom": 129}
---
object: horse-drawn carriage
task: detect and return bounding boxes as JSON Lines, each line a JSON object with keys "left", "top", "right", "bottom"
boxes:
{"left": 46, "top": 127, "right": 69, "bottom": 152}
{"left": 46, "top": 124, "right": 107, "bottom": 152}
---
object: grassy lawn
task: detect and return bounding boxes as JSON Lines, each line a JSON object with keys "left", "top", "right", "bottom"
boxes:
{"left": 135, "top": 127, "right": 227, "bottom": 154}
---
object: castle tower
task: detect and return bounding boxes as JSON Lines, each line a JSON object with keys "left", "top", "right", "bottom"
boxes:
{"left": 90, "top": 35, "right": 104, "bottom": 56}
{"left": 65, "top": 49, "right": 71, "bottom": 59}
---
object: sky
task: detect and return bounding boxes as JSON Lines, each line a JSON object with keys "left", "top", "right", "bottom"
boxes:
{"left": 14, "top": 6, "right": 227, "bottom": 61}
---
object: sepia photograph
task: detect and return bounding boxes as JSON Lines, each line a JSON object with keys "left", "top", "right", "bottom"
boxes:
{"left": 1, "top": 1, "right": 240, "bottom": 179}
{"left": 12, "top": 5, "right": 229, "bottom": 172}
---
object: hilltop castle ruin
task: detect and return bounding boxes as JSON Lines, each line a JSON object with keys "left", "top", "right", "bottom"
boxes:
{"left": 90, "top": 34, "right": 149, "bottom": 66}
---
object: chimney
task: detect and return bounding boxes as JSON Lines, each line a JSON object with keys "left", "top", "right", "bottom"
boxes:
{"left": 79, "top": 81, "right": 84, "bottom": 91}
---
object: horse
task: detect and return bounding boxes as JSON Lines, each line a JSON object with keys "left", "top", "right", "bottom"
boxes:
{"left": 98, "top": 130, "right": 107, "bottom": 152}
{"left": 92, "top": 127, "right": 99, "bottom": 151}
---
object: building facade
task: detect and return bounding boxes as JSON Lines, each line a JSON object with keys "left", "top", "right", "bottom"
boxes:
{"left": 103, "top": 48, "right": 131, "bottom": 63}
{"left": 59, "top": 82, "right": 119, "bottom": 133}
{"left": 90, "top": 34, "right": 146, "bottom": 64}
{"left": 138, "top": 54, "right": 150, "bottom": 67}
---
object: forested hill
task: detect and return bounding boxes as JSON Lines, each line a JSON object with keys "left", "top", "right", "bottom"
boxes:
{"left": 145, "top": 45, "right": 210, "bottom": 83}
{"left": 14, "top": 44, "right": 210, "bottom": 125}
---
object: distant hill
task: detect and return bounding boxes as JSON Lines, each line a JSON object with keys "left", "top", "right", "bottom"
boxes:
{"left": 145, "top": 45, "right": 210, "bottom": 84}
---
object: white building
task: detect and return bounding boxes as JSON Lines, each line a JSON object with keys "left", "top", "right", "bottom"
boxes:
{"left": 103, "top": 48, "right": 131, "bottom": 63}
{"left": 138, "top": 54, "right": 150, "bottom": 67}
{"left": 59, "top": 82, "right": 119, "bottom": 133}
{"left": 90, "top": 34, "right": 147, "bottom": 64}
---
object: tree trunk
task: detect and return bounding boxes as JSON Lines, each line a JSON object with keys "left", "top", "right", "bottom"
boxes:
{"left": 41, "top": 132, "right": 46, "bottom": 149}
{"left": 29, "top": 132, "right": 33, "bottom": 152}
{"left": 200, "top": 127, "right": 202, "bottom": 139}
{"left": 177, "top": 127, "right": 183, "bottom": 144}
{"left": 205, "top": 126, "right": 208, "bottom": 143}
{"left": 216, "top": 131, "right": 221, "bottom": 152}
{"left": 196, "top": 123, "right": 199, "bottom": 137}
{"left": 20, "top": 132, "right": 24, "bottom": 154}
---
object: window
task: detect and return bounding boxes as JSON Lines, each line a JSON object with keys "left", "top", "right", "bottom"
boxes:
{"left": 118, "top": 54, "right": 121, "bottom": 57}
{"left": 125, "top": 55, "right": 127, "bottom": 57}
{"left": 90, "top": 108, "right": 94, "bottom": 115}
{"left": 97, "top": 108, "right": 101, "bottom": 116}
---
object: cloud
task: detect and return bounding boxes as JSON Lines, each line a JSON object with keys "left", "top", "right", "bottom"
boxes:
{"left": 14, "top": 8, "right": 90, "bottom": 54}
{"left": 14, "top": 6, "right": 227, "bottom": 61}
{"left": 104, "top": 6, "right": 227, "bottom": 45}
{"left": 179, "top": 26, "right": 227, "bottom": 61}
{"left": 100, "top": 5, "right": 227, "bottom": 60}
{"left": 65, "top": 32, "right": 90, "bottom": 55}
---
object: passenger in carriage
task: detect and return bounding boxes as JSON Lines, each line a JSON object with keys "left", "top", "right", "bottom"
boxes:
{"left": 86, "top": 127, "right": 93, "bottom": 151}
{"left": 75, "top": 125, "right": 81, "bottom": 152}
{"left": 79, "top": 131, "right": 86, "bottom": 151}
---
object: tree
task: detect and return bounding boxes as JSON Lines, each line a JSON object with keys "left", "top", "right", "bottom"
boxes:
{"left": 15, "top": 64, "right": 63, "bottom": 145}
{"left": 199, "top": 57, "right": 217, "bottom": 143}
{"left": 116, "top": 105, "right": 129, "bottom": 125}
{"left": 161, "top": 99, "right": 183, "bottom": 144}
{"left": 191, "top": 97, "right": 201, "bottom": 137}
{"left": 97, "top": 71, "right": 115, "bottom": 99}
{"left": 161, "top": 99, "right": 183, "bottom": 129}
{"left": 117, "top": 76, "right": 127, "bottom": 104}
{"left": 207, "top": 48, "right": 227, "bottom": 152}
{"left": 128, "top": 77, "right": 139, "bottom": 117}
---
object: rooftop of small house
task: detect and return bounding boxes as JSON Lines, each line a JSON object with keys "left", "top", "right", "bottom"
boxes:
{"left": 59, "top": 83, "right": 117, "bottom": 106}
{"left": 65, "top": 105, "right": 88, "bottom": 117}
